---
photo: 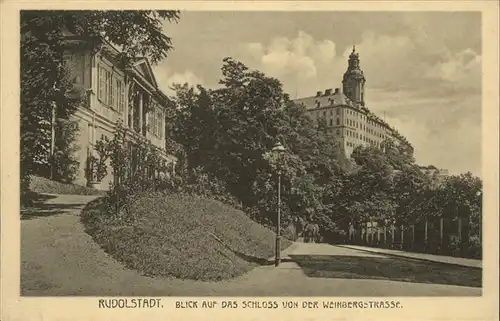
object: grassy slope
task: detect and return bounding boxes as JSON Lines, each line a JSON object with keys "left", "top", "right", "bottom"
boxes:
{"left": 82, "top": 193, "right": 293, "bottom": 281}
{"left": 29, "top": 175, "right": 106, "bottom": 196}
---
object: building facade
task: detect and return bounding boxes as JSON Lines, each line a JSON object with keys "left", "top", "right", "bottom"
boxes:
{"left": 419, "top": 165, "right": 449, "bottom": 188}
{"left": 293, "top": 47, "right": 413, "bottom": 158}
{"left": 63, "top": 37, "right": 177, "bottom": 190}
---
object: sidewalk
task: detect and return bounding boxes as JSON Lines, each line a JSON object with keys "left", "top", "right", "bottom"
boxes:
{"left": 338, "top": 244, "right": 482, "bottom": 268}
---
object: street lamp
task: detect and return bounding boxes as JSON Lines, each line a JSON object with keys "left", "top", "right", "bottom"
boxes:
{"left": 476, "top": 190, "right": 482, "bottom": 243}
{"left": 50, "top": 88, "right": 61, "bottom": 181}
{"left": 271, "top": 141, "right": 286, "bottom": 267}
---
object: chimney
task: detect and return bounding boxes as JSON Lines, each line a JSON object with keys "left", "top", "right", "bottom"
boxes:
{"left": 325, "top": 88, "right": 333, "bottom": 95}
{"left": 334, "top": 88, "right": 340, "bottom": 94}
{"left": 316, "top": 91, "right": 322, "bottom": 97}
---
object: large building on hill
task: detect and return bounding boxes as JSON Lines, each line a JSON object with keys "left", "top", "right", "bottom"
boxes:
{"left": 293, "top": 47, "right": 413, "bottom": 158}
{"left": 61, "top": 35, "right": 178, "bottom": 190}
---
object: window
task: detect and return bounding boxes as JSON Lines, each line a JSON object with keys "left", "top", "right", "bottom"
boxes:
{"left": 146, "top": 105, "right": 164, "bottom": 138}
{"left": 98, "top": 65, "right": 109, "bottom": 103}
{"left": 156, "top": 108, "right": 164, "bottom": 138}
{"left": 336, "top": 129, "right": 340, "bottom": 135}
{"left": 336, "top": 109, "right": 340, "bottom": 115}
{"left": 98, "top": 63, "right": 124, "bottom": 111}
{"left": 153, "top": 108, "right": 158, "bottom": 136}
{"left": 329, "top": 119, "right": 333, "bottom": 126}
{"left": 107, "top": 71, "right": 114, "bottom": 106}
{"left": 148, "top": 107, "right": 155, "bottom": 135}
{"left": 336, "top": 118, "right": 340, "bottom": 125}
{"left": 116, "top": 79, "right": 125, "bottom": 113}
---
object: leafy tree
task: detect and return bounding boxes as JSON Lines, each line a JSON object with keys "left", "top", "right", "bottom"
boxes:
{"left": 170, "top": 58, "right": 348, "bottom": 232}
{"left": 172, "top": 57, "right": 287, "bottom": 206}
{"left": 171, "top": 84, "right": 219, "bottom": 172}
{"left": 21, "top": 11, "right": 180, "bottom": 64}
{"left": 211, "top": 58, "right": 286, "bottom": 203}
{"left": 21, "top": 36, "right": 84, "bottom": 187}
{"left": 52, "top": 119, "right": 81, "bottom": 183}
{"left": 392, "top": 164, "right": 433, "bottom": 226}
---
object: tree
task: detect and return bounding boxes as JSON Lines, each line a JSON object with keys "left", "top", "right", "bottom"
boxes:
{"left": 21, "top": 11, "right": 180, "bottom": 65}
{"left": 211, "top": 58, "right": 287, "bottom": 203}
{"left": 52, "top": 119, "right": 81, "bottom": 183}
{"left": 392, "top": 164, "right": 433, "bottom": 226}
{"left": 170, "top": 58, "right": 348, "bottom": 231}
{"left": 20, "top": 10, "right": 180, "bottom": 199}
{"left": 171, "top": 84, "right": 218, "bottom": 172}
{"left": 21, "top": 37, "right": 84, "bottom": 187}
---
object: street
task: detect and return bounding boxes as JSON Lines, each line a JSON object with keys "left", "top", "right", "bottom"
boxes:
{"left": 21, "top": 195, "right": 481, "bottom": 297}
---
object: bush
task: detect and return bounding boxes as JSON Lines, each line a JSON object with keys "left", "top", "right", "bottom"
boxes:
{"left": 467, "top": 234, "right": 482, "bottom": 259}
{"left": 182, "top": 166, "right": 241, "bottom": 209}
{"left": 20, "top": 171, "right": 32, "bottom": 206}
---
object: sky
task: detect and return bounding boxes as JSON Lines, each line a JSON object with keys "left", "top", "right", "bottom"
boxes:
{"left": 152, "top": 11, "right": 482, "bottom": 177}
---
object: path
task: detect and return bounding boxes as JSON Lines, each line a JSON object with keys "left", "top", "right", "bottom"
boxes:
{"left": 337, "top": 244, "right": 482, "bottom": 268}
{"left": 21, "top": 195, "right": 481, "bottom": 296}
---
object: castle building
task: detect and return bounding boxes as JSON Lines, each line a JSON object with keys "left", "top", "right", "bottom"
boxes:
{"left": 293, "top": 47, "right": 413, "bottom": 158}
{"left": 62, "top": 36, "right": 177, "bottom": 190}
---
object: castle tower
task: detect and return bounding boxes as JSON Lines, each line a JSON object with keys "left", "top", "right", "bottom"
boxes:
{"left": 342, "top": 46, "right": 366, "bottom": 106}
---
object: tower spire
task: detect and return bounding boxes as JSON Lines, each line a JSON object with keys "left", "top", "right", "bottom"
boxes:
{"left": 343, "top": 46, "right": 366, "bottom": 107}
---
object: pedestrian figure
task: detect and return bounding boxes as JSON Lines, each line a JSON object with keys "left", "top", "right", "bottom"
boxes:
{"left": 303, "top": 222, "right": 320, "bottom": 243}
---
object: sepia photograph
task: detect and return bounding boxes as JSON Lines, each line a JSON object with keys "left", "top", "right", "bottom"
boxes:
{"left": 17, "top": 9, "right": 485, "bottom": 299}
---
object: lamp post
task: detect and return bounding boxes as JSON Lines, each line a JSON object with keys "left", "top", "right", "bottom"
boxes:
{"left": 50, "top": 87, "right": 61, "bottom": 181}
{"left": 476, "top": 190, "right": 482, "bottom": 244}
{"left": 271, "top": 141, "right": 286, "bottom": 267}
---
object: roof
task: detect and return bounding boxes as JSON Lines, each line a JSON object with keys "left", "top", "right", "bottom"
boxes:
{"left": 96, "top": 40, "right": 170, "bottom": 104}
{"left": 293, "top": 90, "right": 354, "bottom": 110}
{"left": 129, "top": 57, "right": 159, "bottom": 90}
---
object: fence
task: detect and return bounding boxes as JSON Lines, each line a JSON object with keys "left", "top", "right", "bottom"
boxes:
{"left": 346, "top": 216, "right": 481, "bottom": 259}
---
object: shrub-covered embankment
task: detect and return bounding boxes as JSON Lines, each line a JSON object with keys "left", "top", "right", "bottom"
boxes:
{"left": 81, "top": 192, "right": 292, "bottom": 281}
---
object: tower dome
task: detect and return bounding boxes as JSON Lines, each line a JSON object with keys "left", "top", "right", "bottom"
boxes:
{"left": 342, "top": 46, "right": 366, "bottom": 107}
